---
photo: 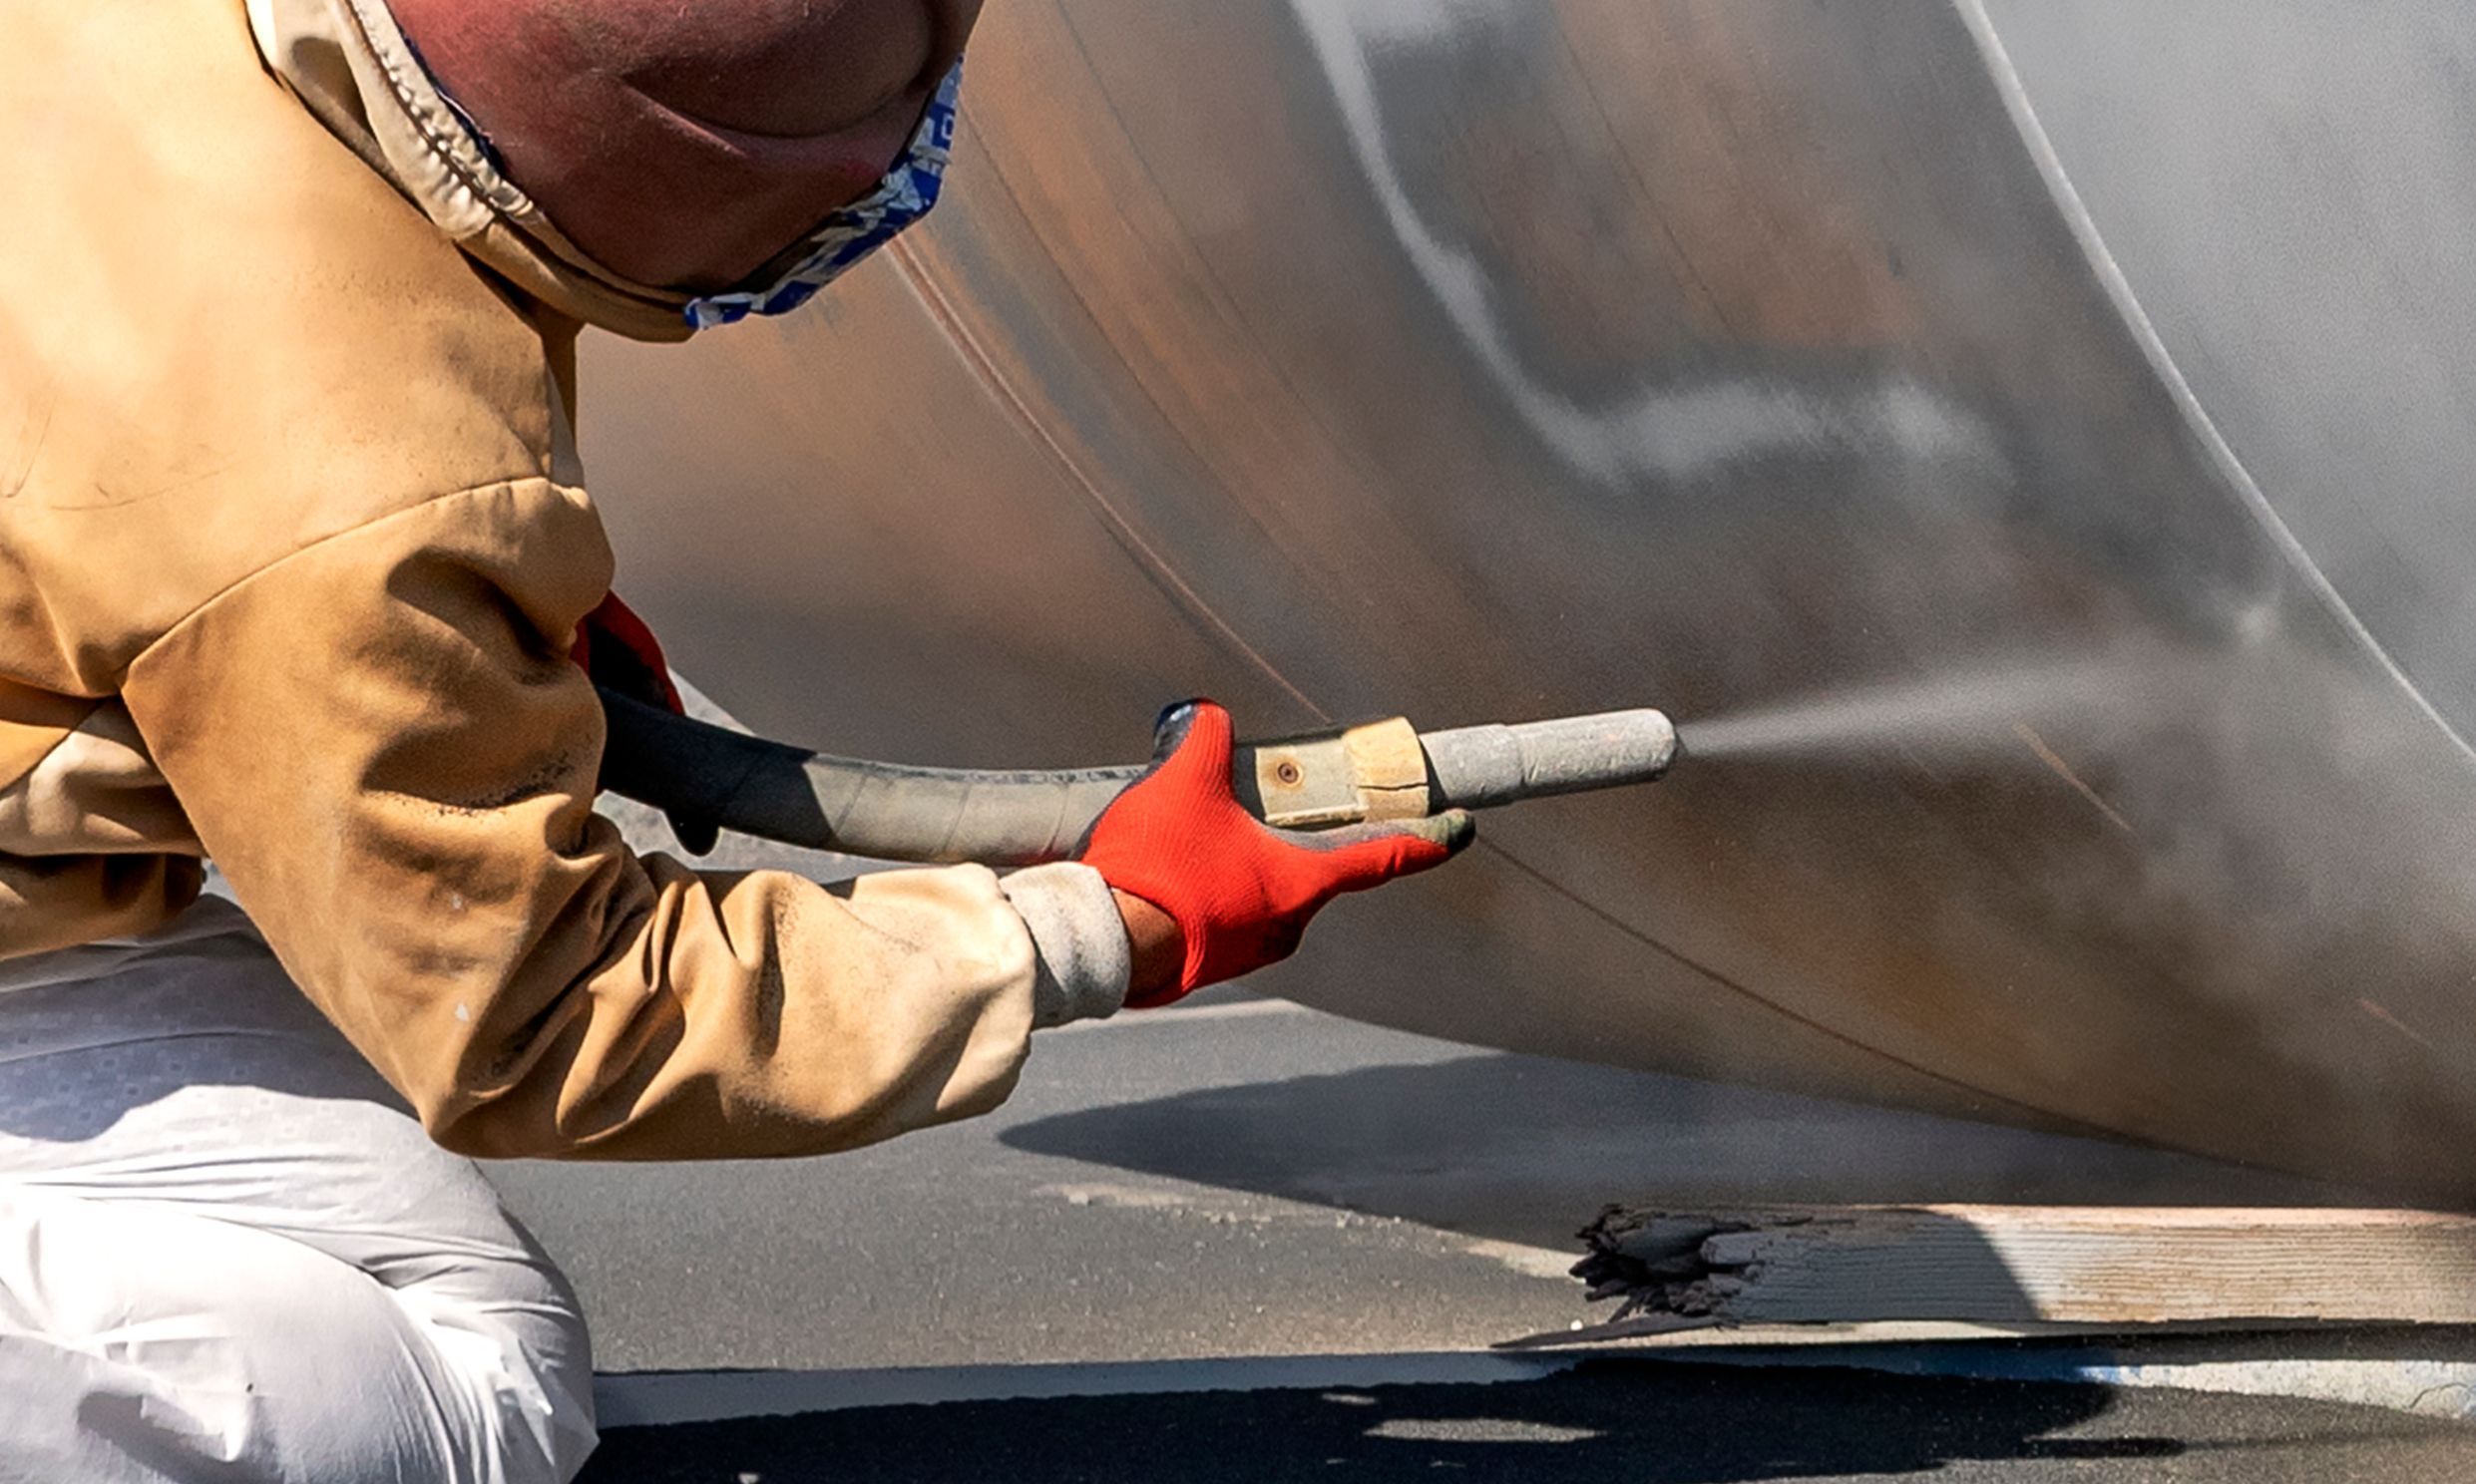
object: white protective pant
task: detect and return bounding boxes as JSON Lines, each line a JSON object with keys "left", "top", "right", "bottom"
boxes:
{"left": 0, "top": 897, "right": 598, "bottom": 1482}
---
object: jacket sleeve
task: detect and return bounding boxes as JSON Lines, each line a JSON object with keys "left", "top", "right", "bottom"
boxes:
{"left": 120, "top": 476, "right": 1112, "bottom": 1159}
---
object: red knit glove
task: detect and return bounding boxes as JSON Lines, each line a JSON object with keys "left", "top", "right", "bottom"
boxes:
{"left": 572, "top": 591, "right": 683, "bottom": 715}
{"left": 1079, "top": 701, "right": 1475, "bottom": 1007}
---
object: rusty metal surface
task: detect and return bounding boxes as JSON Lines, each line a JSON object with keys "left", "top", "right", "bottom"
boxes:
{"left": 579, "top": 0, "right": 2476, "bottom": 1201}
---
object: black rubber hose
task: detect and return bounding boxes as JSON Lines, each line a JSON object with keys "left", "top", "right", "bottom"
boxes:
{"left": 596, "top": 687, "right": 1143, "bottom": 866}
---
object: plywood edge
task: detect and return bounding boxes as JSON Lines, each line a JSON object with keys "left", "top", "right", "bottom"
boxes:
{"left": 1574, "top": 1204, "right": 2476, "bottom": 1326}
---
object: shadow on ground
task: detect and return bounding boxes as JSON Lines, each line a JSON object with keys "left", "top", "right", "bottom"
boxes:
{"left": 1000, "top": 1051, "right": 2360, "bottom": 1252}
{"left": 576, "top": 1360, "right": 2469, "bottom": 1483}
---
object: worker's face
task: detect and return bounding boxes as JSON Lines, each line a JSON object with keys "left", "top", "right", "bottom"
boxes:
{"left": 387, "top": 0, "right": 989, "bottom": 293}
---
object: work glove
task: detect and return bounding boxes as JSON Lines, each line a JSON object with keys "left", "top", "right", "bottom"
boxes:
{"left": 1078, "top": 700, "right": 1475, "bottom": 1007}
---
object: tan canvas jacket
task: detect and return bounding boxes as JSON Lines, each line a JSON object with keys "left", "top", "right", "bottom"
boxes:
{"left": 0, "top": 0, "right": 1125, "bottom": 1159}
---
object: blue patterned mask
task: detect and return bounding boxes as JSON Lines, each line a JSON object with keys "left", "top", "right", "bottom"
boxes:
{"left": 683, "top": 59, "right": 964, "bottom": 331}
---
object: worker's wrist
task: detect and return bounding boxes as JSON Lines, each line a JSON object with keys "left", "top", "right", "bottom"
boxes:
{"left": 1000, "top": 863, "right": 1130, "bottom": 1028}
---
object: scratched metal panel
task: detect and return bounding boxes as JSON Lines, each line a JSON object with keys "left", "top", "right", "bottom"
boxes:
{"left": 583, "top": 0, "right": 2476, "bottom": 1202}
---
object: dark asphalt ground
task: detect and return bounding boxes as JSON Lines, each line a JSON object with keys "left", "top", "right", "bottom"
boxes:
{"left": 574, "top": 1360, "right": 2476, "bottom": 1483}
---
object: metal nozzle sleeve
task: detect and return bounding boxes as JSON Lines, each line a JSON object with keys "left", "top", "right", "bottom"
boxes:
{"left": 1418, "top": 709, "right": 1678, "bottom": 811}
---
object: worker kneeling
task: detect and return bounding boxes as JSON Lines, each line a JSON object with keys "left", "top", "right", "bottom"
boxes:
{"left": 0, "top": 2, "right": 1470, "bottom": 1479}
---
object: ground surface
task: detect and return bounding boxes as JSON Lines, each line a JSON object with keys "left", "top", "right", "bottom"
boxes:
{"left": 572, "top": 1360, "right": 2476, "bottom": 1483}
{"left": 490, "top": 957, "right": 2348, "bottom": 1371}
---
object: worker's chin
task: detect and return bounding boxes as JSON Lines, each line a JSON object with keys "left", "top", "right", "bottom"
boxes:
{"left": 536, "top": 186, "right": 838, "bottom": 297}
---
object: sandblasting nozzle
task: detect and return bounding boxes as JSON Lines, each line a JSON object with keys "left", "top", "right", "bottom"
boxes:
{"left": 1232, "top": 708, "right": 1677, "bottom": 829}
{"left": 1417, "top": 709, "right": 1678, "bottom": 811}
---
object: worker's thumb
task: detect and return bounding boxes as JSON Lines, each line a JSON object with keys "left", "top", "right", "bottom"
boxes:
{"left": 1142, "top": 699, "right": 1230, "bottom": 787}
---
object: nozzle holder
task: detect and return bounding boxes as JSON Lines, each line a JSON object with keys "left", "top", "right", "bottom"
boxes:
{"left": 1232, "top": 718, "right": 1431, "bottom": 829}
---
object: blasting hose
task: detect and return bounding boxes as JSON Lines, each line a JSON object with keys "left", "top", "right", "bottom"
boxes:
{"left": 596, "top": 687, "right": 1676, "bottom": 866}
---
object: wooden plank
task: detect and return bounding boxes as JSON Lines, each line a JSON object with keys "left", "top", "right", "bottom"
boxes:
{"left": 1575, "top": 1206, "right": 2476, "bottom": 1326}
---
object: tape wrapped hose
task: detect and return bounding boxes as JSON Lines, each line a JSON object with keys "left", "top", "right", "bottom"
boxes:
{"left": 596, "top": 686, "right": 1142, "bottom": 866}
{"left": 599, "top": 686, "right": 1676, "bottom": 864}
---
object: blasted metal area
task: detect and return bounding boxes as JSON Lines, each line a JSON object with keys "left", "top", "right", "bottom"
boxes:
{"left": 580, "top": 1, "right": 2476, "bottom": 1202}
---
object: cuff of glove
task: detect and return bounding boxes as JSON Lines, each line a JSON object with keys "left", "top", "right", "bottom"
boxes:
{"left": 1001, "top": 863, "right": 1130, "bottom": 1028}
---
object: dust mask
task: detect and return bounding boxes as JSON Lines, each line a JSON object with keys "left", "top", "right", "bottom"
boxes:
{"left": 682, "top": 59, "right": 964, "bottom": 331}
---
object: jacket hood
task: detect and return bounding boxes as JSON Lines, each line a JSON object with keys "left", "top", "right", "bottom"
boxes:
{"left": 247, "top": 0, "right": 699, "bottom": 341}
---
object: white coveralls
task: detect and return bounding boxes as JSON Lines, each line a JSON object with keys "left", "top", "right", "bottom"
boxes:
{"left": 0, "top": 897, "right": 598, "bottom": 1483}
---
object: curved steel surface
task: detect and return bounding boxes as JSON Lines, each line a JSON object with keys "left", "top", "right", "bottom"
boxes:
{"left": 580, "top": 0, "right": 2476, "bottom": 1202}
